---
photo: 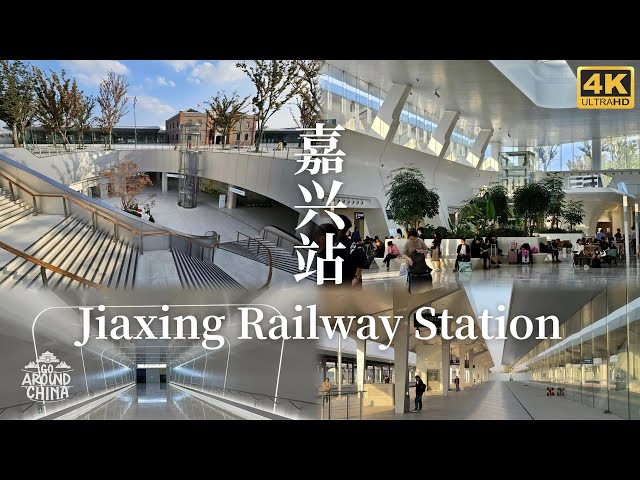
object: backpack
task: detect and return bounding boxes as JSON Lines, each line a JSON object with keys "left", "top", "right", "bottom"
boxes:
{"left": 409, "top": 251, "right": 430, "bottom": 275}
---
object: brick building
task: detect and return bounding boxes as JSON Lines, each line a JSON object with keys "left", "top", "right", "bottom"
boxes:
{"left": 165, "top": 109, "right": 208, "bottom": 144}
{"left": 165, "top": 109, "right": 257, "bottom": 146}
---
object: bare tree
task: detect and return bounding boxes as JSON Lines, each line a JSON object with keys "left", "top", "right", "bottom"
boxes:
{"left": 536, "top": 145, "right": 559, "bottom": 171}
{"left": 95, "top": 71, "right": 129, "bottom": 150}
{"left": 101, "top": 160, "right": 154, "bottom": 212}
{"left": 0, "top": 60, "right": 37, "bottom": 148}
{"left": 33, "top": 67, "right": 80, "bottom": 150}
{"left": 236, "top": 60, "right": 301, "bottom": 152}
{"left": 291, "top": 60, "right": 324, "bottom": 128}
{"left": 205, "top": 91, "right": 249, "bottom": 149}
{"left": 72, "top": 94, "right": 95, "bottom": 148}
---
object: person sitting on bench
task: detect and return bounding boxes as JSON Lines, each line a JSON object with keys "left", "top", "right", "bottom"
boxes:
{"left": 453, "top": 238, "right": 471, "bottom": 272}
{"left": 383, "top": 241, "right": 400, "bottom": 270}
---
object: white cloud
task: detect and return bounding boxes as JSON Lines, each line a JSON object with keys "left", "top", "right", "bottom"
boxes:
{"left": 60, "top": 60, "right": 129, "bottom": 85}
{"left": 163, "top": 60, "right": 197, "bottom": 72}
{"left": 188, "top": 60, "right": 245, "bottom": 85}
{"left": 156, "top": 76, "right": 176, "bottom": 88}
{"left": 135, "top": 95, "right": 175, "bottom": 116}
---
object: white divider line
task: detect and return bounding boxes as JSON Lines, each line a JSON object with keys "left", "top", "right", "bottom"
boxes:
{"left": 170, "top": 383, "right": 270, "bottom": 420}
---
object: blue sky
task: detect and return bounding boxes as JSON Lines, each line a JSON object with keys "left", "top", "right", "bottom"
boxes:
{"left": 26, "top": 60, "right": 297, "bottom": 129}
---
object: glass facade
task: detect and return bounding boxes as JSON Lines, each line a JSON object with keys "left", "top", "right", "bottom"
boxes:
{"left": 519, "top": 283, "right": 640, "bottom": 419}
{"left": 507, "top": 134, "right": 640, "bottom": 172}
{"left": 321, "top": 64, "right": 494, "bottom": 170}
{"left": 24, "top": 126, "right": 166, "bottom": 145}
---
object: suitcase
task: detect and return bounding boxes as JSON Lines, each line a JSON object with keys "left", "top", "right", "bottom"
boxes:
{"left": 521, "top": 249, "right": 530, "bottom": 264}
{"left": 508, "top": 249, "right": 518, "bottom": 264}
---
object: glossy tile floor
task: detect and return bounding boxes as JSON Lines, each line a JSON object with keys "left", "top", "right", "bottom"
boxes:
{"left": 366, "top": 252, "right": 640, "bottom": 290}
{"left": 79, "top": 383, "right": 239, "bottom": 420}
{"left": 364, "top": 381, "right": 621, "bottom": 420}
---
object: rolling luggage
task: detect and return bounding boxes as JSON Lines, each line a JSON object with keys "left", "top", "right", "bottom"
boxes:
{"left": 508, "top": 249, "right": 518, "bottom": 264}
{"left": 521, "top": 248, "right": 530, "bottom": 264}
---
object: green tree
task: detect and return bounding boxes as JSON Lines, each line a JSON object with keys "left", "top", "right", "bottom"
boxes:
{"left": 536, "top": 145, "right": 559, "bottom": 171}
{"left": 205, "top": 91, "right": 249, "bottom": 149}
{"left": 291, "top": 60, "right": 323, "bottom": 128}
{"left": 236, "top": 60, "right": 301, "bottom": 152}
{"left": 487, "top": 185, "right": 510, "bottom": 225}
{"left": 72, "top": 94, "right": 95, "bottom": 148}
{"left": 513, "top": 182, "right": 551, "bottom": 236}
{"left": 458, "top": 185, "right": 510, "bottom": 235}
{"left": 0, "top": 60, "right": 37, "bottom": 148}
{"left": 603, "top": 136, "right": 638, "bottom": 169}
{"left": 562, "top": 199, "right": 585, "bottom": 232}
{"left": 95, "top": 71, "right": 129, "bottom": 150}
{"left": 542, "top": 173, "right": 565, "bottom": 229}
{"left": 385, "top": 164, "right": 440, "bottom": 231}
{"left": 32, "top": 68, "right": 80, "bottom": 151}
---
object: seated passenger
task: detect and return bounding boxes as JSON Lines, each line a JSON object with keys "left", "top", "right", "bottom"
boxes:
{"left": 383, "top": 241, "right": 400, "bottom": 270}
{"left": 453, "top": 238, "right": 471, "bottom": 272}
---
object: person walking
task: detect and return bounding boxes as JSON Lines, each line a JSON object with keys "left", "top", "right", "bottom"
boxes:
{"left": 413, "top": 375, "right": 426, "bottom": 412}
{"left": 454, "top": 375, "right": 460, "bottom": 391}
{"left": 396, "top": 228, "right": 404, "bottom": 239}
{"left": 431, "top": 231, "right": 442, "bottom": 272}
{"left": 320, "top": 378, "right": 331, "bottom": 404}
{"left": 351, "top": 226, "right": 361, "bottom": 242}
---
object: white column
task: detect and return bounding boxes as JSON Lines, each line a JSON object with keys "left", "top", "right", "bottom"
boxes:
{"left": 635, "top": 203, "right": 639, "bottom": 256}
{"left": 161, "top": 172, "right": 168, "bottom": 193}
{"left": 227, "top": 188, "right": 237, "bottom": 209}
{"left": 624, "top": 195, "right": 630, "bottom": 268}
{"left": 369, "top": 84, "right": 412, "bottom": 141}
{"left": 441, "top": 341, "right": 450, "bottom": 396}
{"left": 356, "top": 338, "right": 366, "bottom": 392}
{"left": 458, "top": 347, "right": 466, "bottom": 391}
{"left": 429, "top": 110, "right": 460, "bottom": 158}
{"left": 468, "top": 350, "right": 475, "bottom": 387}
{"left": 591, "top": 138, "right": 602, "bottom": 171}
{"left": 472, "top": 129, "right": 494, "bottom": 169}
{"left": 393, "top": 313, "right": 411, "bottom": 414}
{"left": 337, "top": 335, "right": 343, "bottom": 394}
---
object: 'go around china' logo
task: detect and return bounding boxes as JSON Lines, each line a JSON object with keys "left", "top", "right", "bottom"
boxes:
{"left": 21, "top": 351, "right": 73, "bottom": 402}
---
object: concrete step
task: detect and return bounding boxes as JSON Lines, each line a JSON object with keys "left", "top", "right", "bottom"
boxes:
{"left": 0, "top": 212, "right": 138, "bottom": 290}
{"left": 171, "top": 248, "right": 244, "bottom": 291}
{"left": 220, "top": 239, "right": 315, "bottom": 281}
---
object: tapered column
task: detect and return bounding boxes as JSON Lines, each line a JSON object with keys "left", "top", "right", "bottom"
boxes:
{"left": 369, "top": 84, "right": 412, "bottom": 141}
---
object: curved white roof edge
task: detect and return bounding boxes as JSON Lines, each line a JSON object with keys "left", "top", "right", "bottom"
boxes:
{"left": 490, "top": 60, "right": 577, "bottom": 109}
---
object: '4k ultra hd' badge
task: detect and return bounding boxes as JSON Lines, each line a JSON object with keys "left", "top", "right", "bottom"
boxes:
{"left": 577, "top": 66, "right": 634, "bottom": 109}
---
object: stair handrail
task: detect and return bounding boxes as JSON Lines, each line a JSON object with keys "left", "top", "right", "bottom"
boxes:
{"left": 0, "top": 171, "right": 218, "bottom": 255}
{"left": 0, "top": 240, "right": 103, "bottom": 289}
{"left": 235, "top": 232, "right": 273, "bottom": 291}
{"left": 260, "top": 225, "right": 302, "bottom": 255}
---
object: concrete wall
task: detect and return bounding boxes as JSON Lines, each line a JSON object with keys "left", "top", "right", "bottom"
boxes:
{"left": 0, "top": 152, "right": 217, "bottom": 257}
{"left": 1, "top": 128, "right": 498, "bottom": 237}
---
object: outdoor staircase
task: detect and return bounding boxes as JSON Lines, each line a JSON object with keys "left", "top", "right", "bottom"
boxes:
{"left": 219, "top": 237, "right": 317, "bottom": 282}
{"left": 0, "top": 216, "right": 138, "bottom": 290}
{"left": 170, "top": 248, "right": 245, "bottom": 291}
{"left": 0, "top": 187, "right": 34, "bottom": 231}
